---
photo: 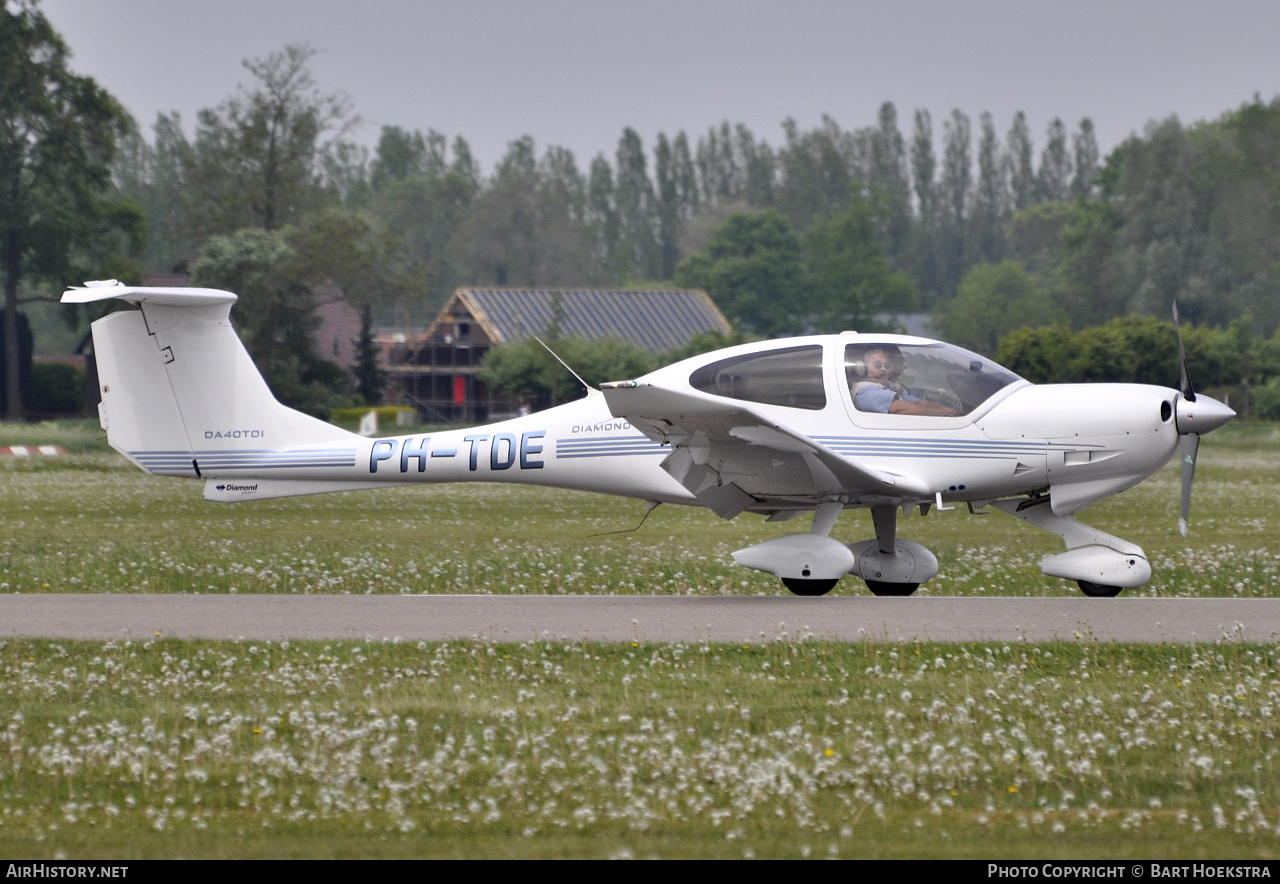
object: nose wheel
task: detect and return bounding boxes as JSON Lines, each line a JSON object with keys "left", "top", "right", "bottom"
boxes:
{"left": 1077, "top": 580, "right": 1124, "bottom": 598}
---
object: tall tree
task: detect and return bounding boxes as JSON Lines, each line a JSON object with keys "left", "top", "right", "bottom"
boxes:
{"left": 453, "top": 138, "right": 593, "bottom": 287}
{"left": 585, "top": 153, "right": 622, "bottom": 279}
{"left": 870, "top": 102, "right": 912, "bottom": 262}
{"left": 614, "top": 128, "right": 658, "bottom": 279}
{"left": 941, "top": 110, "right": 972, "bottom": 227}
{"left": 775, "top": 116, "right": 852, "bottom": 228}
{"left": 369, "top": 135, "right": 478, "bottom": 309}
{"left": 653, "top": 133, "right": 681, "bottom": 279}
{"left": 182, "top": 43, "right": 355, "bottom": 236}
{"left": 1070, "top": 117, "right": 1100, "bottom": 200}
{"left": 1, "top": 2, "right": 138, "bottom": 418}
{"left": 369, "top": 125, "right": 427, "bottom": 192}
{"left": 736, "top": 124, "right": 773, "bottom": 208}
{"left": 111, "top": 112, "right": 198, "bottom": 272}
{"left": 1006, "top": 111, "right": 1036, "bottom": 211}
{"left": 971, "top": 111, "right": 1007, "bottom": 264}
{"left": 910, "top": 109, "right": 937, "bottom": 218}
{"left": 696, "top": 121, "right": 744, "bottom": 203}
{"left": 1037, "top": 118, "right": 1073, "bottom": 203}
{"left": 938, "top": 110, "right": 973, "bottom": 296}
{"left": 671, "top": 131, "right": 700, "bottom": 222}
{"left": 540, "top": 144, "right": 586, "bottom": 223}
{"left": 1109, "top": 117, "right": 1201, "bottom": 320}
{"left": 909, "top": 109, "right": 942, "bottom": 301}
{"left": 352, "top": 302, "right": 385, "bottom": 405}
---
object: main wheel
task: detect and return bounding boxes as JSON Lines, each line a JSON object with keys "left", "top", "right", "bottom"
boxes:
{"left": 782, "top": 577, "right": 839, "bottom": 597}
{"left": 1078, "top": 580, "right": 1124, "bottom": 598}
{"left": 865, "top": 580, "right": 919, "bottom": 597}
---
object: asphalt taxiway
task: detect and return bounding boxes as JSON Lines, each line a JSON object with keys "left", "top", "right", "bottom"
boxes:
{"left": 0, "top": 595, "right": 1275, "bottom": 644}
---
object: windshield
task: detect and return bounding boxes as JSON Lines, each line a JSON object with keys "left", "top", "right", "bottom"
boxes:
{"left": 845, "top": 342, "right": 1021, "bottom": 416}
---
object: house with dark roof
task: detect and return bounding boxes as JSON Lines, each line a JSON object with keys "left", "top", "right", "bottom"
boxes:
{"left": 392, "top": 287, "right": 730, "bottom": 422}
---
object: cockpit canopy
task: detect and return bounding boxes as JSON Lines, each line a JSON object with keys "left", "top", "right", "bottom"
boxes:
{"left": 688, "top": 345, "right": 827, "bottom": 410}
{"left": 845, "top": 343, "right": 1021, "bottom": 416}
{"left": 686, "top": 340, "right": 1022, "bottom": 417}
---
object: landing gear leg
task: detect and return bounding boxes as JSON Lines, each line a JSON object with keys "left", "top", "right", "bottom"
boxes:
{"left": 860, "top": 506, "right": 920, "bottom": 597}
{"left": 991, "top": 497, "right": 1150, "bottom": 595}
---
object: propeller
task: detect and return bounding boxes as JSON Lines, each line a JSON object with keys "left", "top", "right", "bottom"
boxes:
{"left": 1171, "top": 302, "right": 1235, "bottom": 536}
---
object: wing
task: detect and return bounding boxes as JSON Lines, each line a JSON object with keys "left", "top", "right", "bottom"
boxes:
{"left": 601, "top": 381, "right": 929, "bottom": 519}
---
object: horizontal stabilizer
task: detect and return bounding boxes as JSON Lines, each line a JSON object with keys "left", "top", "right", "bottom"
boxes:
{"left": 62, "top": 282, "right": 237, "bottom": 307}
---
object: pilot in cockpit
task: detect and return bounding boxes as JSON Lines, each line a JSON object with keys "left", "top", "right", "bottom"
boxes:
{"left": 850, "top": 346, "right": 959, "bottom": 416}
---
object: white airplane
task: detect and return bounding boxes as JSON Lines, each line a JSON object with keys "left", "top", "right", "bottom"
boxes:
{"left": 63, "top": 281, "right": 1235, "bottom": 598}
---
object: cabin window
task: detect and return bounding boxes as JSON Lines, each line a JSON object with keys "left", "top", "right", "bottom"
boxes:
{"left": 689, "top": 345, "right": 827, "bottom": 410}
{"left": 845, "top": 342, "right": 1021, "bottom": 416}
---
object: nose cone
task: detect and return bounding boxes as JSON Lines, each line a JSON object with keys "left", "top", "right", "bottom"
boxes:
{"left": 1175, "top": 394, "right": 1235, "bottom": 436}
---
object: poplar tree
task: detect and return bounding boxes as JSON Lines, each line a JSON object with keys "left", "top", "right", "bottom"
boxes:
{"left": 910, "top": 110, "right": 937, "bottom": 217}
{"left": 671, "top": 132, "right": 700, "bottom": 222}
{"left": 939, "top": 110, "right": 972, "bottom": 296}
{"left": 653, "top": 133, "right": 681, "bottom": 278}
{"left": 910, "top": 109, "right": 942, "bottom": 301}
{"left": 1006, "top": 111, "right": 1036, "bottom": 211}
{"left": 870, "top": 102, "right": 912, "bottom": 261}
{"left": 1038, "top": 118, "right": 1073, "bottom": 203}
{"left": 614, "top": 128, "right": 658, "bottom": 279}
{"left": 738, "top": 124, "right": 776, "bottom": 208}
{"left": 941, "top": 110, "right": 972, "bottom": 227}
{"left": 972, "top": 112, "right": 1008, "bottom": 263}
{"left": 586, "top": 154, "right": 622, "bottom": 278}
{"left": 1071, "top": 118, "right": 1100, "bottom": 199}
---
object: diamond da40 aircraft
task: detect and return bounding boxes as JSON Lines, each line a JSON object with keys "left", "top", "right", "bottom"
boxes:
{"left": 63, "top": 281, "right": 1235, "bottom": 598}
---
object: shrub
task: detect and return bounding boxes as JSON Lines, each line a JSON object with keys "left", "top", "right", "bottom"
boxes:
{"left": 331, "top": 405, "right": 417, "bottom": 425}
{"left": 26, "top": 362, "right": 85, "bottom": 414}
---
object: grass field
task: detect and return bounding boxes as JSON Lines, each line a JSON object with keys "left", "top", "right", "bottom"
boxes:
{"left": 1, "top": 420, "right": 1278, "bottom": 858}
{"left": 1, "top": 422, "right": 1276, "bottom": 599}
{"left": 2, "top": 637, "right": 1280, "bottom": 859}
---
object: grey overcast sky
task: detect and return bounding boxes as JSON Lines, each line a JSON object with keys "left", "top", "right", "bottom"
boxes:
{"left": 36, "top": 0, "right": 1280, "bottom": 173}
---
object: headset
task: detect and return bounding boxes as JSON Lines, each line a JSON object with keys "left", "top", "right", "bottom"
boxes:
{"left": 846, "top": 345, "right": 905, "bottom": 379}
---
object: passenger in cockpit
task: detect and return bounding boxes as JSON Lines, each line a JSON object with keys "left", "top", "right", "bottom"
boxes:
{"left": 851, "top": 346, "right": 959, "bottom": 416}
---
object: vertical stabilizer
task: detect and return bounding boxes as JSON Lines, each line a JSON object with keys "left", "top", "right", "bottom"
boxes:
{"left": 64, "top": 283, "right": 357, "bottom": 476}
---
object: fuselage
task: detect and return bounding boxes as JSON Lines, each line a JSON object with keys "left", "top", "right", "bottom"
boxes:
{"left": 177, "top": 332, "right": 1192, "bottom": 515}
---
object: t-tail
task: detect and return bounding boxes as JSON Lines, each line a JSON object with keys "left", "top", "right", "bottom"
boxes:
{"left": 63, "top": 281, "right": 376, "bottom": 501}
{"left": 62, "top": 281, "right": 684, "bottom": 506}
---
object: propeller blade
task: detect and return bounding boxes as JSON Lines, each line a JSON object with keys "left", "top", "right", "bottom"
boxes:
{"left": 1178, "top": 432, "right": 1200, "bottom": 538}
{"left": 1172, "top": 302, "right": 1196, "bottom": 403}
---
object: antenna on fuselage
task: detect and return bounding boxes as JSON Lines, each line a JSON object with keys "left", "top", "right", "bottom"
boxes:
{"left": 590, "top": 500, "right": 661, "bottom": 537}
{"left": 534, "top": 336, "right": 599, "bottom": 395}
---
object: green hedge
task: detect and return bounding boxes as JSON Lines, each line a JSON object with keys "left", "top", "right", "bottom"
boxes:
{"left": 26, "top": 363, "right": 85, "bottom": 415}
{"left": 330, "top": 405, "right": 417, "bottom": 425}
{"left": 1255, "top": 380, "right": 1280, "bottom": 422}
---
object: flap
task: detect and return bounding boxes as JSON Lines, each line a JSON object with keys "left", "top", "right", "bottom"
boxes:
{"left": 601, "top": 381, "right": 928, "bottom": 507}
